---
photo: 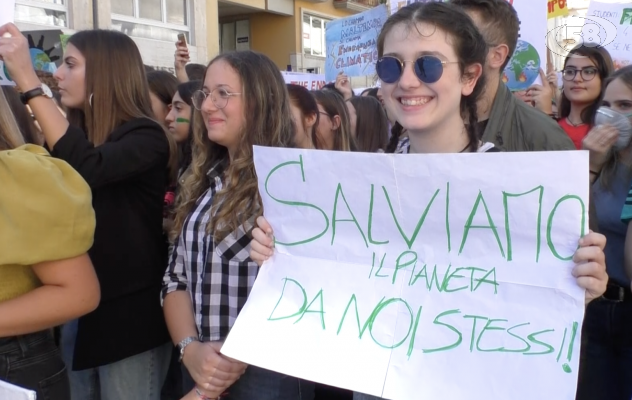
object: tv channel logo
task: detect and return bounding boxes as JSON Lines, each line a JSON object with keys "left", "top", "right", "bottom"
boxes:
{"left": 546, "top": 15, "right": 618, "bottom": 57}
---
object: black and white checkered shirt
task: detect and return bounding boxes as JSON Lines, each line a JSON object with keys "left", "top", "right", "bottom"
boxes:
{"left": 161, "top": 160, "right": 257, "bottom": 342}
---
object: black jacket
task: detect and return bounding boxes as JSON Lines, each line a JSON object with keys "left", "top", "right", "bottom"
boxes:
{"left": 51, "top": 118, "right": 171, "bottom": 369}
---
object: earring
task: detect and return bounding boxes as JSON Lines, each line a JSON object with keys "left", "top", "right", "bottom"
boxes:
{"left": 89, "top": 93, "right": 93, "bottom": 107}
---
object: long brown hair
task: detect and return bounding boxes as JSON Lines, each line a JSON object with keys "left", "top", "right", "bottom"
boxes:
{"left": 559, "top": 44, "right": 614, "bottom": 125}
{"left": 66, "top": 30, "right": 160, "bottom": 146}
{"left": 0, "top": 88, "right": 24, "bottom": 151}
{"left": 287, "top": 84, "right": 319, "bottom": 149}
{"left": 172, "top": 51, "right": 295, "bottom": 241}
{"left": 312, "top": 90, "right": 357, "bottom": 151}
{"left": 349, "top": 96, "right": 389, "bottom": 152}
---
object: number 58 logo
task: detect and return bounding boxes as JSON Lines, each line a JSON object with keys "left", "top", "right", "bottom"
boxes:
{"left": 546, "top": 15, "right": 618, "bottom": 57}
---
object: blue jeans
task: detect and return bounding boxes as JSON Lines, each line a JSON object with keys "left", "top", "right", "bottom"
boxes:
{"left": 61, "top": 320, "right": 171, "bottom": 400}
{"left": 183, "top": 362, "right": 315, "bottom": 400}
{"left": 576, "top": 297, "right": 632, "bottom": 400}
{"left": 0, "top": 330, "right": 69, "bottom": 400}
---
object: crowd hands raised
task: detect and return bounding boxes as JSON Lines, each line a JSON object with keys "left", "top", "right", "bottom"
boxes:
{"left": 2, "top": 0, "right": 632, "bottom": 399}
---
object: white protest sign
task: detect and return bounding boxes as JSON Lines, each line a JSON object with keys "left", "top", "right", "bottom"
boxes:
{"left": 586, "top": 1, "right": 632, "bottom": 69}
{"left": 0, "top": 380, "right": 36, "bottom": 400}
{"left": 281, "top": 72, "right": 327, "bottom": 90}
{"left": 223, "top": 147, "right": 589, "bottom": 400}
{"left": 0, "top": 0, "right": 16, "bottom": 86}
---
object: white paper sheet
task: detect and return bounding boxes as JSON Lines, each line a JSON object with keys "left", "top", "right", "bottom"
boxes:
{"left": 222, "top": 147, "right": 589, "bottom": 400}
{"left": 0, "top": 0, "right": 16, "bottom": 86}
{"left": 0, "top": 380, "right": 36, "bottom": 400}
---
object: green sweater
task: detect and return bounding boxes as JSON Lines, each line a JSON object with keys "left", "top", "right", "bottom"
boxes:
{"left": 482, "top": 81, "right": 575, "bottom": 152}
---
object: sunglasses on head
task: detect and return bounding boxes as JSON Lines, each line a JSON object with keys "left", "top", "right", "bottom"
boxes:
{"left": 376, "top": 55, "right": 458, "bottom": 84}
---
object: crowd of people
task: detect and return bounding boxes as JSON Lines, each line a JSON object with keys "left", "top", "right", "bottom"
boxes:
{"left": 0, "top": 0, "right": 629, "bottom": 399}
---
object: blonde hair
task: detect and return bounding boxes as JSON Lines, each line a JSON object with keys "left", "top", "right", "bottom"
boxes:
{"left": 172, "top": 51, "right": 295, "bottom": 242}
{"left": 0, "top": 88, "right": 25, "bottom": 150}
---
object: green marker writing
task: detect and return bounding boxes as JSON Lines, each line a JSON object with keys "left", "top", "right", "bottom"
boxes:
{"left": 176, "top": 117, "right": 190, "bottom": 123}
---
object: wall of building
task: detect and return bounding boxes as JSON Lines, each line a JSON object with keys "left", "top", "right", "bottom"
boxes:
{"left": 250, "top": 13, "right": 296, "bottom": 69}
{"left": 14, "top": 0, "right": 211, "bottom": 70}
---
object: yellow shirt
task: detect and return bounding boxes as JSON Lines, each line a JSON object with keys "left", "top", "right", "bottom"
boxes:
{"left": 0, "top": 144, "right": 95, "bottom": 303}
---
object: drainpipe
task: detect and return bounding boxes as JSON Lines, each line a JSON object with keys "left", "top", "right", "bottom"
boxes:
{"left": 92, "top": 0, "right": 99, "bottom": 29}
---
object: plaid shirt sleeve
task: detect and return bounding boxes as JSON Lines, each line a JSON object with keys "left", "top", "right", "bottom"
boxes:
{"left": 161, "top": 232, "right": 188, "bottom": 304}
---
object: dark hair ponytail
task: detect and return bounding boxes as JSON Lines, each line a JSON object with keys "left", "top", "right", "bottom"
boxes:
{"left": 386, "top": 122, "right": 404, "bottom": 153}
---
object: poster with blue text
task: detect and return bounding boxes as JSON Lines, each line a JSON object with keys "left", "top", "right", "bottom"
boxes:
{"left": 325, "top": 5, "right": 388, "bottom": 82}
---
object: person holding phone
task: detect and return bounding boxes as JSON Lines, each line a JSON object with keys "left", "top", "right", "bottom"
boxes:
{"left": 175, "top": 34, "right": 190, "bottom": 83}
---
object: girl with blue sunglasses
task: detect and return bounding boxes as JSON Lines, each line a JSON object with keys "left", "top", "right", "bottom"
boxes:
{"left": 249, "top": 3, "right": 608, "bottom": 400}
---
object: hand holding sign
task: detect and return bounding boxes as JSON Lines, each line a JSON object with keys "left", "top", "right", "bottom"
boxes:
{"left": 0, "top": 23, "right": 41, "bottom": 90}
{"left": 573, "top": 231, "right": 607, "bottom": 304}
{"left": 250, "top": 216, "right": 275, "bottom": 267}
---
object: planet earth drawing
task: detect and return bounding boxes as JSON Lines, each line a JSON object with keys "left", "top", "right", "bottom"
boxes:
{"left": 502, "top": 40, "right": 540, "bottom": 91}
{"left": 30, "top": 48, "right": 57, "bottom": 73}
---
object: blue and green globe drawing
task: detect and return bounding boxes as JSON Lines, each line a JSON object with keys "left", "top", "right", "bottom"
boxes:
{"left": 30, "top": 48, "right": 57, "bottom": 73}
{"left": 502, "top": 40, "right": 540, "bottom": 91}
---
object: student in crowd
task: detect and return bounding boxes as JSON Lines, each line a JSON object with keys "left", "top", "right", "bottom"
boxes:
{"left": 450, "top": 0, "right": 575, "bottom": 151}
{"left": 312, "top": 89, "right": 357, "bottom": 151}
{"left": 348, "top": 96, "right": 389, "bottom": 152}
{"left": 164, "top": 80, "right": 200, "bottom": 229}
{"left": 361, "top": 87, "right": 379, "bottom": 98}
{"left": 148, "top": 70, "right": 180, "bottom": 122}
{"left": 0, "top": 79, "right": 100, "bottom": 400}
{"left": 174, "top": 37, "right": 206, "bottom": 83}
{"left": 166, "top": 80, "right": 199, "bottom": 178}
{"left": 580, "top": 65, "right": 632, "bottom": 400}
{"left": 162, "top": 50, "right": 316, "bottom": 400}
{"left": 556, "top": 45, "right": 613, "bottom": 149}
{"left": 247, "top": 4, "right": 609, "bottom": 399}
{"left": 287, "top": 83, "right": 319, "bottom": 149}
{"left": 0, "top": 24, "right": 173, "bottom": 400}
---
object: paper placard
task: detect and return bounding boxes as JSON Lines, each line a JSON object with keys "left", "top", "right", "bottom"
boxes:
{"left": 0, "top": 380, "right": 36, "bottom": 400}
{"left": 0, "top": 0, "right": 16, "bottom": 86}
{"left": 324, "top": 5, "right": 388, "bottom": 81}
{"left": 586, "top": 1, "right": 632, "bottom": 70}
{"left": 223, "top": 147, "right": 589, "bottom": 400}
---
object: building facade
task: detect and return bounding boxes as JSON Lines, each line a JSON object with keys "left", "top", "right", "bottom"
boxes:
{"left": 14, "top": 0, "right": 213, "bottom": 71}
{"left": 13, "top": 0, "right": 379, "bottom": 85}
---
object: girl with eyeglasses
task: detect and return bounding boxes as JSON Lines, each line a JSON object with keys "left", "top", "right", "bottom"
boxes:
{"left": 162, "top": 51, "right": 316, "bottom": 400}
{"left": 557, "top": 44, "right": 614, "bottom": 149}
{"left": 248, "top": 3, "right": 609, "bottom": 399}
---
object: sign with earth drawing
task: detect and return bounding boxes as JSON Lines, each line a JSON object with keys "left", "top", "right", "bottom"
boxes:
{"left": 501, "top": 0, "right": 548, "bottom": 91}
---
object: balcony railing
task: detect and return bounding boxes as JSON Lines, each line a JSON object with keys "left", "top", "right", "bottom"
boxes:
{"left": 334, "top": 0, "right": 381, "bottom": 13}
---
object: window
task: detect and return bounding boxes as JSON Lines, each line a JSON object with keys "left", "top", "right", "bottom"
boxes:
{"left": 111, "top": 0, "right": 190, "bottom": 43}
{"left": 303, "top": 14, "right": 330, "bottom": 57}
{"left": 15, "top": 0, "right": 67, "bottom": 27}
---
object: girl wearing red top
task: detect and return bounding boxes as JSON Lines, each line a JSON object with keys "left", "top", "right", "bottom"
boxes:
{"left": 557, "top": 44, "right": 614, "bottom": 149}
